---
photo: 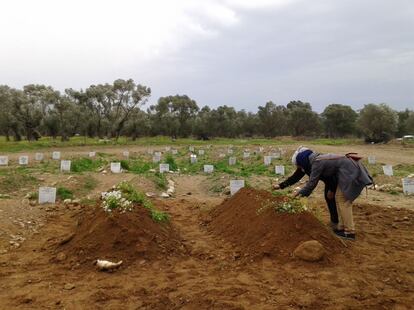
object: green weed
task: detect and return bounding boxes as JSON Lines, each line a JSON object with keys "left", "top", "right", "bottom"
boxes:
{"left": 57, "top": 187, "right": 74, "bottom": 200}
{"left": 71, "top": 158, "right": 105, "bottom": 173}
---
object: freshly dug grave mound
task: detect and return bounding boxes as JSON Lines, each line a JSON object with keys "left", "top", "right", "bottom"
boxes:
{"left": 57, "top": 202, "right": 185, "bottom": 266}
{"left": 208, "top": 188, "right": 344, "bottom": 262}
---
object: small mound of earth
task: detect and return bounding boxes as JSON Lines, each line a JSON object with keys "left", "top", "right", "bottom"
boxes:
{"left": 57, "top": 202, "right": 185, "bottom": 266}
{"left": 208, "top": 188, "right": 344, "bottom": 262}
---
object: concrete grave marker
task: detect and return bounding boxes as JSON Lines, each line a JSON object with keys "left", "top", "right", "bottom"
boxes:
{"left": 198, "top": 149, "right": 205, "bottom": 156}
{"left": 271, "top": 152, "right": 281, "bottom": 159}
{"left": 38, "top": 187, "right": 56, "bottom": 204}
{"left": 230, "top": 180, "right": 245, "bottom": 196}
{"left": 60, "top": 160, "right": 71, "bottom": 172}
{"left": 153, "top": 153, "right": 161, "bottom": 163}
{"left": 243, "top": 151, "right": 250, "bottom": 158}
{"left": 165, "top": 146, "right": 171, "bottom": 152}
{"left": 402, "top": 178, "right": 414, "bottom": 195}
{"left": 219, "top": 153, "right": 226, "bottom": 158}
{"left": 258, "top": 147, "right": 264, "bottom": 153}
{"left": 123, "top": 151, "right": 129, "bottom": 158}
{"left": 52, "top": 151, "right": 61, "bottom": 160}
{"left": 0, "top": 156, "right": 9, "bottom": 166}
{"left": 159, "top": 164, "right": 170, "bottom": 173}
{"left": 275, "top": 165, "right": 285, "bottom": 175}
{"left": 368, "top": 156, "right": 376, "bottom": 164}
{"left": 382, "top": 165, "right": 393, "bottom": 176}
{"left": 189, "top": 146, "right": 195, "bottom": 152}
{"left": 190, "top": 154, "right": 197, "bottom": 164}
{"left": 19, "top": 155, "right": 29, "bottom": 165}
{"left": 89, "top": 152, "right": 96, "bottom": 158}
{"left": 204, "top": 165, "right": 214, "bottom": 173}
{"left": 171, "top": 149, "right": 178, "bottom": 155}
{"left": 110, "top": 162, "right": 121, "bottom": 173}
{"left": 229, "top": 157, "right": 236, "bottom": 165}
{"left": 147, "top": 149, "right": 154, "bottom": 155}
{"left": 227, "top": 149, "right": 233, "bottom": 154}
{"left": 35, "top": 153, "right": 44, "bottom": 161}
{"left": 264, "top": 156, "right": 272, "bottom": 166}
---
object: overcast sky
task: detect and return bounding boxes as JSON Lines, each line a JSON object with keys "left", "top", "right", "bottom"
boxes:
{"left": 1, "top": 0, "right": 413, "bottom": 112}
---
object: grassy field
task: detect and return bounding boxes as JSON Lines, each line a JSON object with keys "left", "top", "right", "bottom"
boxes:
{"left": 0, "top": 136, "right": 363, "bottom": 153}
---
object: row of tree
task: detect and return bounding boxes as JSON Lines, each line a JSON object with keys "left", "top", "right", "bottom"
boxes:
{"left": 0, "top": 79, "right": 413, "bottom": 142}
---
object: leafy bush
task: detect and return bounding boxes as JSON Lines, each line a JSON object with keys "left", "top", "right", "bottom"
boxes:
{"left": 57, "top": 187, "right": 74, "bottom": 200}
{"left": 165, "top": 155, "right": 178, "bottom": 171}
{"left": 71, "top": 158, "right": 104, "bottom": 172}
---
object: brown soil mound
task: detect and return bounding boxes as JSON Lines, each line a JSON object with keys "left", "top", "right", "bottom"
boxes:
{"left": 208, "top": 188, "right": 345, "bottom": 262}
{"left": 58, "top": 202, "right": 185, "bottom": 265}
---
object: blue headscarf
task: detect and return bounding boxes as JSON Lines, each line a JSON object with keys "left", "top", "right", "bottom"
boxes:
{"left": 295, "top": 149, "right": 313, "bottom": 174}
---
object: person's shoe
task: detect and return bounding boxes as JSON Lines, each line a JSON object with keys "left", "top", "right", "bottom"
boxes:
{"left": 335, "top": 230, "right": 356, "bottom": 240}
{"left": 329, "top": 222, "right": 339, "bottom": 231}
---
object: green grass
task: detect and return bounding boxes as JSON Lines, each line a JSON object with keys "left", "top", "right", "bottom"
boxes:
{"left": 152, "top": 172, "right": 168, "bottom": 190}
{"left": 0, "top": 169, "right": 38, "bottom": 193}
{"left": 164, "top": 154, "right": 178, "bottom": 171}
{"left": 56, "top": 187, "right": 74, "bottom": 200}
{"left": 71, "top": 158, "right": 105, "bottom": 173}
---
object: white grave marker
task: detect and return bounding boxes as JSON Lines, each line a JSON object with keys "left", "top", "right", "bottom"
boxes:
{"left": 204, "top": 165, "right": 214, "bottom": 173}
{"left": 123, "top": 151, "right": 129, "bottom": 158}
{"left": 198, "top": 149, "right": 205, "bottom": 156}
{"left": 89, "top": 151, "right": 96, "bottom": 158}
{"left": 189, "top": 146, "right": 195, "bottom": 152}
{"left": 171, "top": 149, "right": 178, "bottom": 155}
{"left": 402, "top": 178, "right": 414, "bottom": 195}
{"left": 52, "top": 151, "right": 61, "bottom": 160}
{"left": 219, "top": 153, "right": 226, "bottom": 158}
{"left": 0, "top": 156, "right": 8, "bottom": 166}
{"left": 19, "top": 155, "right": 29, "bottom": 165}
{"left": 258, "top": 147, "right": 264, "bottom": 153}
{"left": 110, "top": 162, "right": 121, "bottom": 173}
{"left": 230, "top": 180, "right": 245, "bottom": 196}
{"left": 153, "top": 154, "right": 161, "bottom": 163}
{"left": 243, "top": 151, "right": 250, "bottom": 159}
{"left": 271, "top": 152, "right": 281, "bottom": 159}
{"left": 368, "top": 156, "right": 376, "bottom": 164}
{"left": 382, "top": 165, "right": 393, "bottom": 176}
{"left": 228, "top": 149, "right": 233, "bottom": 154}
{"left": 159, "top": 164, "right": 170, "bottom": 173}
{"left": 147, "top": 149, "right": 153, "bottom": 155}
{"left": 38, "top": 187, "right": 56, "bottom": 204}
{"left": 190, "top": 154, "right": 197, "bottom": 164}
{"left": 60, "top": 160, "right": 71, "bottom": 172}
{"left": 229, "top": 157, "right": 236, "bottom": 165}
{"left": 275, "top": 165, "right": 285, "bottom": 175}
{"left": 264, "top": 156, "right": 272, "bottom": 166}
{"left": 35, "top": 153, "right": 44, "bottom": 161}
{"left": 165, "top": 146, "right": 171, "bottom": 152}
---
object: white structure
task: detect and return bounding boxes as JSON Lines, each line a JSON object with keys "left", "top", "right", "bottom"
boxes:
{"left": 264, "top": 156, "right": 272, "bottom": 166}
{"left": 38, "top": 187, "right": 56, "bottom": 204}
{"left": 0, "top": 156, "right": 9, "bottom": 166}
{"left": 368, "top": 156, "right": 376, "bottom": 164}
{"left": 198, "top": 149, "right": 205, "bottom": 155}
{"left": 60, "top": 160, "right": 71, "bottom": 172}
{"left": 229, "top": 157, "right": 236, "bottom": 165}
{"left": 402, "top": 178, "right": 414, "bottom": 195}
{"left": 159, "top": 164, "right": 170, "bottom": 173}
{"left": 123, "top": 151, "right": 129, "bottom": 158}
{"left": 190, "top": 154, "right": 197, "bottom": 164}
{"left": 35, "top": 153, "right": 44, "bottom": 161}
{"left": 204, "top": 165, "right": 214, "bottom": 173}
{"left": 275, "top": 165, "right": 285, "bottom": 175}
{"left": 19, "top": 155, "right": 29, "bottom": 165}
{"left": 110, "top": 162, "right": 121, "bottom": 173}
{"left": 89, "top": 152, "right": 96, "bottom": 158}
{"left": 52, "top": 151, "right": 61, "bottom": 160}
{"left": 382, "top": 165, "right": 393, "bottom": 176}
{"left": 230, "top": 180, "right": 245, "bottom": 195}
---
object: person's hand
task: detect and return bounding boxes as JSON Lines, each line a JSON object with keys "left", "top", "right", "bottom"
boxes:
{"left": 272, "top": 184, "right": 281, "bottom": 190}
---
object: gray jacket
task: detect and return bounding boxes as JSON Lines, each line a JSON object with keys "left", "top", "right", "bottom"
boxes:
{"left": 299, "top": 153, "right": 373, "bottom": 202}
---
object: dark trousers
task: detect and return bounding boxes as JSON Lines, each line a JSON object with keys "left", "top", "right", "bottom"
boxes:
{"left": 324, "top": 185, "right": 339, "bottom": 224}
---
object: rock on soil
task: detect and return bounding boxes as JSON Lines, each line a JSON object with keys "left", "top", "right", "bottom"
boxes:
{"left": 293, "top": 240, "right": 325, "bottom": 262}
{"left": 208, "top": 188, "right": 343, "bottom": 262}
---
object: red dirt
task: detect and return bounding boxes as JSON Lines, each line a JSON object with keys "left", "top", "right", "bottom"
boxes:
{"left": 209, "top": 188, "right": 345, "bottom": 262}
{"left": 57, "top": 202, "right": 186, "bottom": 266}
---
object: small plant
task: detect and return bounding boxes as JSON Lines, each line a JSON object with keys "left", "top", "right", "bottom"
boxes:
{"left": 71, "top": 158, "right": 104, "bottom": 172}
{"left": 165, "top": 155, "right": 178, "bottom": 171}
{"left": 101, "top": 190, "right": 132, "bottom": 213}
{"left": 57, "top": 187, "right": 74, "bottom": 200}
{"left": 152, "top": 172, "right": 168, "bottom": 190}
{"left": 258, "top": 197, "right": 308, "bottom": 214}
{"left": 27, "top": 191, "right": 38, "bottom": 200}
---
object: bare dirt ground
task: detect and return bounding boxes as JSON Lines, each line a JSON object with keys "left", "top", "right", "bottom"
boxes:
{"left": 0, "top": 144, "right": 413, "bottom": 309}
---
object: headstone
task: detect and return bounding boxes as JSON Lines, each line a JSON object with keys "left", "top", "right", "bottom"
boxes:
{"left": 171, "top": 149, "right": 178, "bottom": 155}
{"left": 190, "top": 154, "right": 197, "bottom": 164}
{"left": 147, "top": 149, "right": 153, "bottom": 155}
{"left": 110, "top": 162, "right": 121, "bottom": 173}
{"left": 60, "top": 160, "right": 71, "bottom": 172}
{"left": 159, "top": 164, "right": 170, "bottom": 173}
{"left": 154, "top": 151, "right": 162, "bottom": 157}
{"left": 153, "top": 154, "right": 161, "bottom": 163}
{"left": 258, "top": 147, "right": 264, "bottom": 153}
{"left": 275, "top": 165, "right": 285, "bottom": 175}
{"left": 229, "top": 157, "right": 236, "bottom": 166}
{"left": 382, "top": 165, "right": 393, "bottom": 176}
{"left": 271, "top": 152, "right": 281, "bottom": 159}
{"left": 230, "top": 180, "right": 245, "bottom": 196}
{"left": 368, "top": 156, "right": 376, "bottom": 164}
{"left": 228, "top": 149, "right": 233, "bottom": 154}
{"left": 0, "top": 156, "right": 8, "bottom": 166}
{"left": 35, "top": 153, "right": 44, "bottom": 161}
{"left": 219, "top": 153, "right": 226, "bottom": 158}
{"left": 52, "top": 151, "right": 61, "bottom": 160}
{"left": 204, "top": 165, "right": 214, "bottom": 173}
{"left": 264, "top": 156, "right": 272, "bottom": 166}
{"left": 243, "top": 151, "right": 250, "bottom": 158}
{"left": 165, "top": 146, "right": 171, "bottom": 152}
{"left": 38, "top": 187, "right": 56, "bottom": 204}
{"left": 402, "top": 178, "right": 414, "bottom": 195}
{"left": 198, "top": 149, "right": 205, "bottom": 156}
{"left": 123, "top": 151, "right": 129, "bottom": 158}
{"left": 189, "top": 146, "right": 194, "bottom": 152}
{"left": 89, "top": 152, "right": 96, "bottom": 158}
{"left": 19, "top": 155, "right": 29, "bottom": 165}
